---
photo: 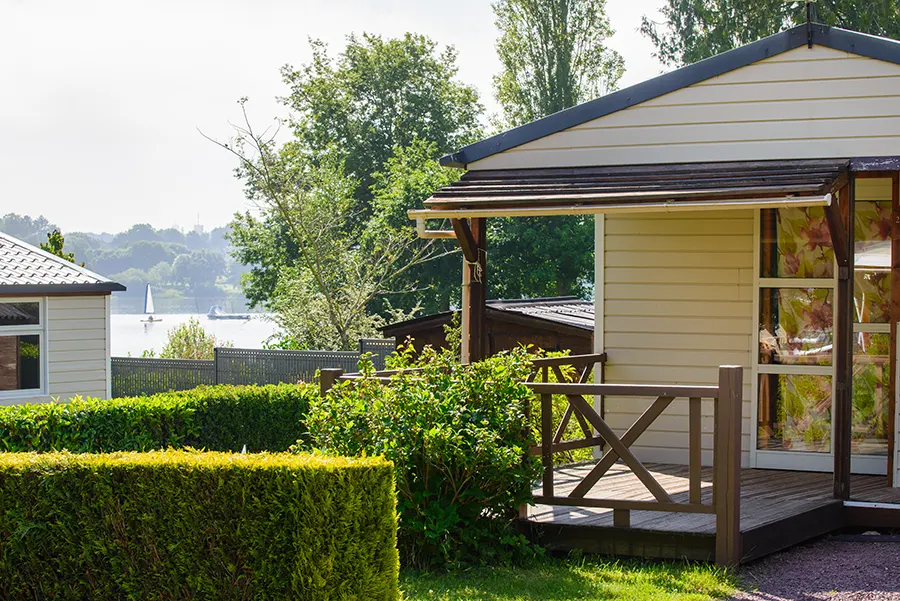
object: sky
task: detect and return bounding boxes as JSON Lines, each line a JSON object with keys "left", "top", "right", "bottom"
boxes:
{"left": 0, "top": 0, "right": 666, "bottom": 234}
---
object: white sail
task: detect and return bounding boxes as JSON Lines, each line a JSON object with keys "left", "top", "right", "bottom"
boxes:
{"left": 144, "top": 284, "right": 155, "bottom": 315}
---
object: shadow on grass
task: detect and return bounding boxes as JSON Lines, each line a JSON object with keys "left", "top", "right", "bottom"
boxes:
{"left": 401, "top": 557, "right": 737, "bottom": 601}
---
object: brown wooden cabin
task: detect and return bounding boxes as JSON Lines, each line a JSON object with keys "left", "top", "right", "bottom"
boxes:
{"left": 380, "top": 297, "right": 593, "bottom": 355}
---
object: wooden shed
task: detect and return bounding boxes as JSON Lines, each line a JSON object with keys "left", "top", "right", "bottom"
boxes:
{"left": 381, "top": 296, "right": 593, "bottom": 355}
{"left": 405, "top": 22, "right": 900, "bottom": 562}
{"left": 0, "top": 231, "right": 125, "bottom": 404}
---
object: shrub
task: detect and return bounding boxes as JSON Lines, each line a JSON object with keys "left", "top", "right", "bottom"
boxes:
{"left": 0, "top": 383, "right": 315, "bottom": 453}
{"left": 0, "top": 450, "right": 399, "bottom": 600}
{"left": 306, "top": 346, "right": 541, "bottom": 568}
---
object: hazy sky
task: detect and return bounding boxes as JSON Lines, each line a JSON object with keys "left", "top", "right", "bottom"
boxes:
{"left": 1, "top": 0, "right": 665, "bottom": 234}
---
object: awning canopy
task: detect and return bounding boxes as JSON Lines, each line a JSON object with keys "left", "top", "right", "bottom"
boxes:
{"left": 410, "top": 159, "right": 849, "bottom": 221}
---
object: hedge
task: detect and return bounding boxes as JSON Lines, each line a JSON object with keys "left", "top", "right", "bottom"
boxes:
{"left": 0, "top": 383, "right": 315, "bottom": 453}
{"left": 0, "top": 450, "right": 399, "bottom": 601}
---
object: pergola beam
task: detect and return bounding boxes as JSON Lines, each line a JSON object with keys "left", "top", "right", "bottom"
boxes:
{"left": 832, "top": 179, "right": 854, "bottom": 500}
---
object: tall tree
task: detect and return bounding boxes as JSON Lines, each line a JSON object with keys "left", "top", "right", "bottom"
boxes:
{"left": 282, "top": 33, "right": 483, "bottom": 216}
{"left": 490, "top": 0, "right": 622, "bottom": 298}
{"left": 230, "top": 33, "right": 484, "bottom": 312}
{"left": 493, "top": 0, "right": 624, "bottom": 126}
{"left": 642, "top": 1, "right": 900, "bottom": 67}
{"left": 209, "top": 103, "right": 437, "bottom": 350}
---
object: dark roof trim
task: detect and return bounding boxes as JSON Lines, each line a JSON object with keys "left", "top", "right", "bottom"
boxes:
{"left": 0, "top": 282, "right": 126, "bottom": 295}
{"left": 380, "top": 305, "right": 594, "bottom": 336}
{"left": 441, "top": 24, "right": 900, "bottom": 168}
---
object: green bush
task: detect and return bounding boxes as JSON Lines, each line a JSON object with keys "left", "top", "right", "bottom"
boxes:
{"left": 306, "top": 346, "right": 541, "bottom": 568}
{"left": 0, "top": 383, "right": 315, "bottom": 453}
{"left": 0, "top": 450, "right": 398, "bottom": 600}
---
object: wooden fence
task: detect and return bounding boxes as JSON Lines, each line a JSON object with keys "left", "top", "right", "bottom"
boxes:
{"left": 111, "top": 339, "right": 395, "bottom": 397}
{"left": 321, "top": 353, "right": 744, "bottom": 567}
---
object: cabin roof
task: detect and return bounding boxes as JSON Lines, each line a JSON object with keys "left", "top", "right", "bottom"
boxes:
{"left": 441, "top": 24, "right": 900, "bottom": 169}
{"left": 0, "top": 231, "right": 126, "bottom": 295}
{"left": 381, "top": 296, "right": 594, "bottom": 336}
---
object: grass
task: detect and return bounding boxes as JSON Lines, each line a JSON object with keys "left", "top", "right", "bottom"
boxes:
{"left": 400, "top": 556, "right": 737, "bottom": 601}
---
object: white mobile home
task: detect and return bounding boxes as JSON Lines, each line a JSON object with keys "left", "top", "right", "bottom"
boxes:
{"left": 0, "top": 232, "right": 124, "bottom": 404}
{"left": 409, "top": 23, "right": 900, "bottom": 562}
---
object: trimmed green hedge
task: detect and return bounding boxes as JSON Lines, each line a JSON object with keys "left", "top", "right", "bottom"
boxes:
{"left": 0, "top": 450, "right": 399, "bottom": 600}
{"left": 0, "top": 384, "right": 315, "bottom": 453}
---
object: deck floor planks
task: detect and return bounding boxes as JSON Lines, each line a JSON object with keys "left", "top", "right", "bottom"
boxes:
{"left": 529, "top": 462, "right": 895, "bottom": 534}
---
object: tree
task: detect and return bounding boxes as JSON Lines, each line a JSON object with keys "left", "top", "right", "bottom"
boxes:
{"left": 369, "top": 138, "right": 463, "bottom": 313}
{"left": 173, "top": 250, "right": 227, "bottom": 287}
{"left": 489, "top": 0, "right": 621, "bottom": 297}
{"left": 642, "top": 1, "right": 900, "bottom": 68}
{"left": 282, "top": 33, "right": 483, "bottom": 216}
{"left": 148, "top": 261, "right": 174, "bottom": 286}
{"left": 40, "top": 230, "right": 83, "bottom": 266}
{"left": 155, "top": 318, "right": 232, "bottom": 360}
{"left": 207, "top": 103, "right": 440, "bottom": 350}
{"left": 492, "top": 0, "right": 624, "bottom": 127}
{"left": 0, "top": 214, "right": 58, "bottom": 246}
{"left": 228, "top": 33, "right": 484, "bottom": 312}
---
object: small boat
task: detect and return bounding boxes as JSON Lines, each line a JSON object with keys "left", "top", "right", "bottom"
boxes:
{"left": 207, "top": 305, "right": 251, "bottom": 320}
{"left": 141, "top": 284, "right": 161, "bottom": 323}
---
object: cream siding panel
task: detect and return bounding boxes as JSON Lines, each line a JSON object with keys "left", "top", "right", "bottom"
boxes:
{"left": 45, "top": 295, "right": 109, "bottom": 402}
{"left": 468, "top": 46, "right": 900, "bottom": 170}
{"left": 601, "top": 211, "right": 754, "bottom": 468}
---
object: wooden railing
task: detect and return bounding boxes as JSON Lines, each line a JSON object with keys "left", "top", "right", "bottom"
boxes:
{"left": 525, "top": 362, "right": 743, "bottom": 566}
{"left": 319, "top": 354, "right": 743, "bottom": 566}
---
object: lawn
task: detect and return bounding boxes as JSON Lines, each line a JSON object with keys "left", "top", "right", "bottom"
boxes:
{"left": 401, "top": 557, "right": 737, "bottom": 601}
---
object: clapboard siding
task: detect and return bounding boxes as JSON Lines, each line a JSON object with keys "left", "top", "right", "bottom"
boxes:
{"left": 468, "top": 46, "right": 900, "bottom": 170}
{"left": 46, "top": 295, "right": 108, "bottom": 400}
{"left": 601, "top": 211, "right": 754, "bottom": 468}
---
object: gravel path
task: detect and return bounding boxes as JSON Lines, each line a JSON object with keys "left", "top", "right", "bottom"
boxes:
{"left": 731, "top": 539, "right": 900, "bottom": 601}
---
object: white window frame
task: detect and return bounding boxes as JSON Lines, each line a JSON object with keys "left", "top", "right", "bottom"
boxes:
{"left": 0, "top": 297, "right": 48, "bottom": 401}
{"left": 751, "top": 207, "right": 890, "bottom": 476}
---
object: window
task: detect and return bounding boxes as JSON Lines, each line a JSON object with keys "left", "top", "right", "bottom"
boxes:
{"left": 0, "top": 300, "right": 44, "bottom": 396}
{"left": 757, "top": 207, "right": 836, "bottom": 454}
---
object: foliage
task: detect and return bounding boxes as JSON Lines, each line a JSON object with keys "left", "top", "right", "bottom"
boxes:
{"left": 40, "top": 229, "right": 83, "bottom": 266}
{"left": 0, "top": 213, "right": 58, "bottom": 246}
{"left": 488, "top": 0, "right": 617, "bottom": 298}
{"left": 212, "top": 105, "right": 437, "bottom": 351}
{"left": 173, "top": 249, "right": 228, "bottom": 287}
{"left": 642, "top": 0, "right": 900, "bottom": 67}
{"left": 306, "top": 345, "right": 540, "bottom": 568}
{"left": 0, "top": 450, "right": 399, "bottom": 601}
{"left": 401, "top": 555, "right": 736, "bottom": 600}
{"left": 370, "top": 138, "right": 464, "bottom": 313}
{"left": 282, "top": 33, "right": 483, "bottom": 216}
{"left": 0, "top": 383, "right": 316, "bottom": 453}
{"left": 152, "top": 317, "right": 232, "bottom": 360}
{"left": 492, "top": 0, "right": 624, "bottom": 128}
{"left": 489, "top": 216, "right": 595, "bottom": 298}
{"left": 227, "top": 33, "right": 483, "bottom": 316}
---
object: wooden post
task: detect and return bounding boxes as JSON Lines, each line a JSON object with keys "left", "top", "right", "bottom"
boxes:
{"left": 833, "top": 180, "right": 854, "bottom": 500}
{"left": 613, "top": 509, "right": 630, "bottom": 527}
{"left": 541, "top": 393, "right": 554, "bottom": 497}
{"left": 889, "top": 172, "right": 900, "bottom": 483}
{"left": 689, "top": 396, "right": 702, "bottom": 504}
{"left": 320, "top": 368, "right": 344, "bottom": 397}
{"left": 715, "top": 365, "right": 743, "bottom": 567}
{"left": 455, "top": 217, "right": 487, "bottom": 364}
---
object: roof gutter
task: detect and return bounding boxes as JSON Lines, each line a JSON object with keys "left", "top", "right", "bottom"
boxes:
{"left": 409, "top": 194, "right": 831, "bottom": 230}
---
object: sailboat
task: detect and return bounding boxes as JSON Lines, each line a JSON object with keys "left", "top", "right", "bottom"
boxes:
{"left": 141, "top": 284, "right": 161, "bottom": 323}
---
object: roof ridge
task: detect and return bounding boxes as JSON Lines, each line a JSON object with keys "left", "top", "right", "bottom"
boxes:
{"left": 442, "top": 23, "right": 900, "bottom": 168}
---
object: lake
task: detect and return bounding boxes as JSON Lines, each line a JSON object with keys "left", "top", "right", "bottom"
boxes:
{"left": 110, "top": 313, "right": 281, "bottom": 357}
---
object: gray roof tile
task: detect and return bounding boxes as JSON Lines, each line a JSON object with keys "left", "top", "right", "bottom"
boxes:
{"left": 0, "top": 231, "right": 125, "bottom": 293}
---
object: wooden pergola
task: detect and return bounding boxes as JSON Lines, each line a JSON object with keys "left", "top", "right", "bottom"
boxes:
{"left": 411, "top": 158, "right": 866, "bottom": 500}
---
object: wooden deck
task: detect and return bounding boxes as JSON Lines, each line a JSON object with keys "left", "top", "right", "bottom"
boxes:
{"left": 524, "top": 462, "right": 900, "bottom": 563}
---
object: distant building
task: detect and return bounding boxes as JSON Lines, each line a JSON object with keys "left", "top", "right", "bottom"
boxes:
{"left": 380, "top": 296, "right": 593, "bottom": 355}
{"left": 0, "top": 231, "right": 124, "bottom": 404}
